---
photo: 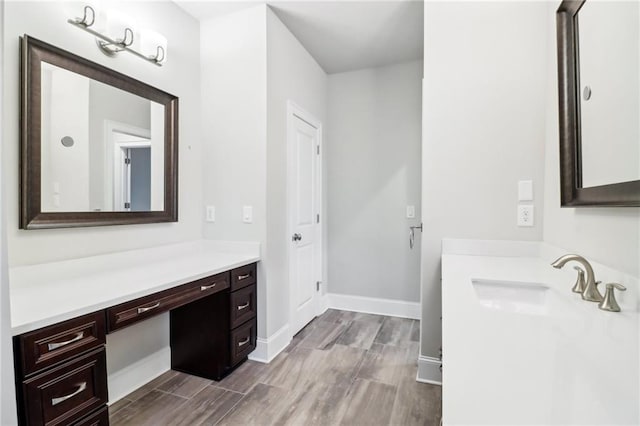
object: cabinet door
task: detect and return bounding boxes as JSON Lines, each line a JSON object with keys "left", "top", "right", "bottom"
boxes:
{"left": 230, "top": 285, "right": 256, "bottom": 329}
{"left": 231, "top": 264, "right": 256, "bottom": 291}
{"left": 16, "top": 312, "right": 105, "bottom": 377}
{"left": 230, "top": 319, "right": 257, "bottom": 366}
{"left": 21, "top": 348, "right": 107, "bottom": 426}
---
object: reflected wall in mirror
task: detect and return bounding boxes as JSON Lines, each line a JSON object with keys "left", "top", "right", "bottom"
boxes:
{"left": 557, "top": 0, "right": 640, "bottom": 206}
{"left": 21, "top": 36, "right": 178, "bottom": 229}
{"left": 578, "top": 1, "right": 639, "bottom": 188}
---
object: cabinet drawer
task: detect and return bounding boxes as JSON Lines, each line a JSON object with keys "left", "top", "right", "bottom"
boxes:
{"left": 21, "top": 348, "right": 107, "bottom": 426}
{"left": 231, "top": 263, "right": 256, "bottom": 291}
{"left": 107, "top": 272, "right": 229, "bottom": 332}
{"left": 16, "top": 312, "right": 106, "bottom": 377}
{"left": 230, "top": 285, "right": 256, "bottom": 329}
{"left": 73, "top": 406, "right": 108, "bottom": 426}
{"left": 230, "top": 319, "right": 256, "bottom": 366}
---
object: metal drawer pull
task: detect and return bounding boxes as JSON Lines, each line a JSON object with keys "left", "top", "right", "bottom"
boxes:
{"left": 47, "top": 332, "right": 84, "bottom": 351}
{"left": 137, "top": 302, "right": 160, "bottom": 314}
{"left": 238, "top": 273, "right": 251, "bottom": 280}
{"left": 238, "top": 337, "right": 250, "bottom": 347}
{"left": 201, "top": 283, "right": 217, "bottom": 291}
{"left": 237, "top": 302, "right": 250, "bottom": 311}
{"left": 51, "top": 382, "right": 87, "bottom": 406}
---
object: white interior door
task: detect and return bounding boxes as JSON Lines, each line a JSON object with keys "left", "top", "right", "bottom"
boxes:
{"left": 289, "top": 105, "right": 322, "bottom": 336}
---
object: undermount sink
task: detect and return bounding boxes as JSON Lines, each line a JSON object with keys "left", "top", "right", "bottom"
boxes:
{"left": 471, "top": 278, "right": 549, "bottom": 315}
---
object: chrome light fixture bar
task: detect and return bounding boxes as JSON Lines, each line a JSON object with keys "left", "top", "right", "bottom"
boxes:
{"left": 68, "top": 5, "right": 166, "bottom": 67}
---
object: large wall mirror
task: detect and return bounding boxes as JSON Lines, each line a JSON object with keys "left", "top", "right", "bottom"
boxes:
{"left": 21, "top": 36, "right": 178, "bottom": 229}
{"left": 557, "top": 0, "right": 640, "bottom": 206}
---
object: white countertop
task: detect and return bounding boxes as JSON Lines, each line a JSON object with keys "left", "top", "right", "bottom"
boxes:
{"left": 442, "top": 239, "right": 639, "bottom": 425}
{"left": 9, "top": 240, "right": 260, "bottom": 336}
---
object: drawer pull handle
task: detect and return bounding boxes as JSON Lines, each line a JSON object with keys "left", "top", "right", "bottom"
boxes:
{"left": 238, "top": 337, "right": 251, "bottom": 347}
{"left": 238, "top": 273, "right": 251, "bottom": 280}
{"left": 201, "top": 283, "right": 217, "bottom": 291}
{"left": 237, "top": 302, "right": 250, "bottom": 311}
{"left": 137, "top": 302, "right": 160, "bottom": 314}
{"left": 47, "top": 332, "right": 84, "bottom": 351}
{"left": 51, "top": 382, "right": 87, "bottom": 406}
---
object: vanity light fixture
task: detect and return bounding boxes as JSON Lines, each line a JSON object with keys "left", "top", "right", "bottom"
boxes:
{"left": 68, "top": 5, "right": 167, "bottom": 66}
{"left": 139, "top": 29, "right": 167, "bottom": 64}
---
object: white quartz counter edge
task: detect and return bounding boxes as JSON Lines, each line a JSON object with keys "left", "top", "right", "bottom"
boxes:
{"left": 10, "top": 240, "right": 260, "bottom": 336}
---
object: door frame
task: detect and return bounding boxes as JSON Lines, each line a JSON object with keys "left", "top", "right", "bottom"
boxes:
{"left": 104, "top": 120, "right": 151, "bottom": 211}
{"left": 114, "top": 142, "right": 152, "bottom": 212}
{"left": 286, "top": 100, "right": 324, "bottom": 337}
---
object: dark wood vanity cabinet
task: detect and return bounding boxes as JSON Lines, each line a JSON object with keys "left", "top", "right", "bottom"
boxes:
{"left": 13, "top": 262, "right": 258, "bottom": 425}
{"left": 13, "top": 313, "right": 108, "bottom": 426}
{"left": 229, "top": 263, "right": 257, "bottom": 368}
{"left": 107, "top": 273, "right": 230, "bottom": 333}
{"left": 170, "top": 263, "right": 257, "bottom": 380}
{"left": 170, "top": 282, "right": 231, "bottom": 380}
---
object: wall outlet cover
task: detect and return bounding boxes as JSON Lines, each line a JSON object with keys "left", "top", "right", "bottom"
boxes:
{"left": 406, "top": 205, "right": 416, "bottom": 219}
{"left": 518, "top": 180, "right": 534, "bottom": 201}
{"left": 206, "top": 206, "right": 215, "bottom": 222}
{"left": 243, "top": 206, "right": 253, "bottom": 223}
{"left": 517, "top": 204, "right": 534, "bottom": 227}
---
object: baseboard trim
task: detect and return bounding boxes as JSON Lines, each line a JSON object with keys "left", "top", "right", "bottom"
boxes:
{"left": 248, "top": 323, "right": 290, "bottom": 364}
{"left": 416, "top": 355, "right": 442, "bottom": 386}
{"left": 318, "top": 293, "right": 330, "bottom": 315}
{"left": 107, "top": 347, "right": 171, "bottom": 404}
{"left": 327, "top": 293, "right": 420, "bottom": 319}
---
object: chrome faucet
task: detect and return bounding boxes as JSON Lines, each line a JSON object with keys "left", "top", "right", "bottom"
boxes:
{"left": 551, "top": 254, "right": 603, "bottom": 302}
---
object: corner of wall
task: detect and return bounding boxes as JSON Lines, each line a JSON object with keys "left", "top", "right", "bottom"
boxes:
{"left": 0, "top": 0, "right": 19, "bottom": 422}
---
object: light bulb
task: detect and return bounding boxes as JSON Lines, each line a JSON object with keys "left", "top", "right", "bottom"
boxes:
{"left": 140, "top": 29, "right": 168, "bottom": 63}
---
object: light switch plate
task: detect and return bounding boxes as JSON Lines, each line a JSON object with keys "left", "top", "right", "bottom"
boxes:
{"left": 406, "top": 205, "right": 416, "bottom": 219}
{"left": 206, "top": 206, "right": 215, "bottom": 222}
{"left": 518, "top": 205, "right": 534, "bottom": 227}
{"left": 518, "top": 180, "right": 533, "bottom": 201}
{"left": 243, "top": 206, "right": 253, "bottom": 223}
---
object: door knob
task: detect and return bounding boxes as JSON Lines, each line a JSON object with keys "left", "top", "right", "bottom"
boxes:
{"left": 292, "top": 233, "right": 302, "bottom": 242}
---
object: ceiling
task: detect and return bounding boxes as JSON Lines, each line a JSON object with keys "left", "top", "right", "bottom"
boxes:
{"left": 174, "top": 1, "right": 424, "bottom": 74}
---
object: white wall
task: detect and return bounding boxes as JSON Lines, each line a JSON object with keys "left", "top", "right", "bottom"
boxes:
{"left": 327, "top": 61, "right": 423, "bottom": 303}
{"left": 41, "top": 65, "right": 90, "bottom": 212}
{"left": 542, "top": 1, "right": 640, "bottom": 277}
{"left": 0, "top": 0, "right": 18, "bottom": 422}
{"left": 266, "top": 7, "right": 327, "bottom": 336}
{"left": 2, "top": 0, "right": 202, "bottom": 407}
{"left": 3, "top": 1, "right": 203, "bottom": 267}
{"left": 201, "top": 6, "right": 268, "bottom": 337}
{"left": 88, "top": 80, "right": 151, "bottom": 211}
{"left": 579, "top": 1, "right": 639, "bottom": 187}
{"left": 422, "top": 2, "right": 548, "bottom": 358}
{"left": 201, "top": 6, "right": 328, "bottom": 342}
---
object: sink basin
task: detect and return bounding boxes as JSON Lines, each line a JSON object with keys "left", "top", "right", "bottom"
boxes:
{"left": 471, "top": 279, "right": 549, "bottom": 315}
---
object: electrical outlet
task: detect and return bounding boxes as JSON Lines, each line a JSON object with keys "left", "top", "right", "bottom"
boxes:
{"left": 518, "top": 205, "right": 534, "bottom": 227}
{"left": 206, "top": 206, "right": 215, "bottom": 222}
{"left": 243, "top": 206, "right": 253, "bottom": 223}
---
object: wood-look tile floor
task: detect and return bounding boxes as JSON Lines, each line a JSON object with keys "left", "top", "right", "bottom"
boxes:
{"left": 109, "top": 310, "right": 442, "bottom": 426}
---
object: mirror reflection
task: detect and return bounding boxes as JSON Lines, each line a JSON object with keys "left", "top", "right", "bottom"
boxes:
{"left": 40, "top": 62, "right": 165, "bottom": 212}
{"left": 578, "top": 1, "right": 640, "bottom": 188}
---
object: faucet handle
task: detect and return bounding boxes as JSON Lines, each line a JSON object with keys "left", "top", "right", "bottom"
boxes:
{"left": 598, "top": 283, "right": 626, "bottom": 312}
{"left": 571, "top": 266, "right": 585, "bottom": 294}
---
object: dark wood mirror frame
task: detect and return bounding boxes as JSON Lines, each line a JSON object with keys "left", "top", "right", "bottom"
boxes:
{"left": 20, "top": 35, "right": 179, "bottom": 229}
{"left": 556, "top": 0, "right": 640, "bottom": 207}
